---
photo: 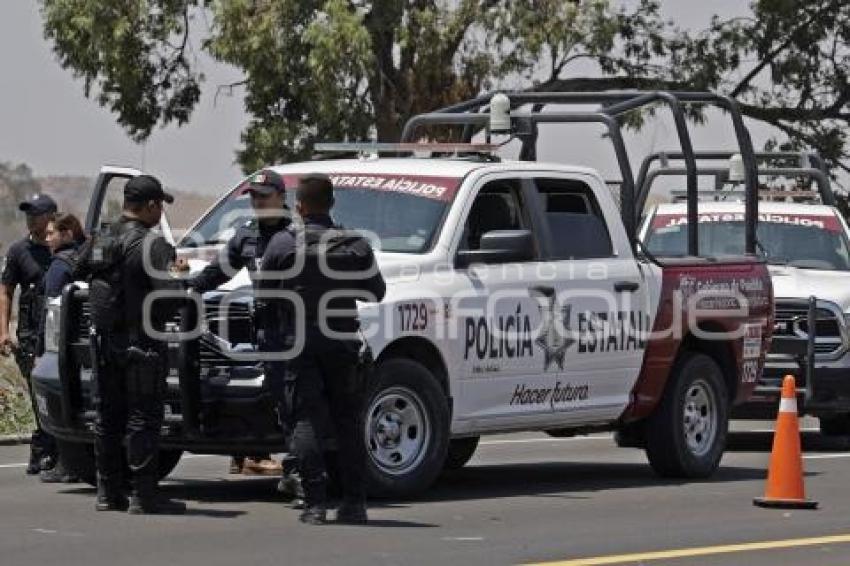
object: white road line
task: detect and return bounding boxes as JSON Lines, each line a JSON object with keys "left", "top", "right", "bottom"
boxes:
{"left": 803, "top": 453, "right": 850, "bottom": 460}
{"left": 0, "top": 462, "right": 26, "bottom": 469}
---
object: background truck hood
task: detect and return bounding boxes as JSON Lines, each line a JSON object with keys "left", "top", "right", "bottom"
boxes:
{"left": 769, "top": 264, "right": 850, "bottom": 311}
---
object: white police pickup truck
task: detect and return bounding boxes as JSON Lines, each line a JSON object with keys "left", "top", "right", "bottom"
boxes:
{"left": 643, "top": 199, "right": 850, "bottom": 434}
{"left": 33, "top": 91, "right": 772, "bottom": 497}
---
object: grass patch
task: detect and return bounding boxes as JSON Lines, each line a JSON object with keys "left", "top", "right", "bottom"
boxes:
{"left": 0, "top": 355, "right": 34, "bottom": 436}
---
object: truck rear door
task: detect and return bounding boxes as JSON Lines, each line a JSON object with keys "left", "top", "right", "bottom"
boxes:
{"left": 530, "top": 174, "right": 655, "bottom": 424}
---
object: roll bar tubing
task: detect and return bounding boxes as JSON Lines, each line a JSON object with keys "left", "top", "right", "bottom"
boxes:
{"left": 401, "top": 91, "right": 759, "bottom": 255}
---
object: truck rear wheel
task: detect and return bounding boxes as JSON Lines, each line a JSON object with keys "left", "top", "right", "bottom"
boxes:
{"left": 645, "top": 352, "right": 728, "bottom": 478}
{"left": 363, "top": 358, "right": 450, "bottom": 498}
{"left": 444, "top": 437, "right": 479, "bottom": 471}
{"left": 55, "top": 440, "right": 183, "bottom": 486}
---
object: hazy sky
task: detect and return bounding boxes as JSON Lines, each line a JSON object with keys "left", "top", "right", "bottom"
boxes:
{"left": 1, "top": 1, "right": 752, "bottom": 195}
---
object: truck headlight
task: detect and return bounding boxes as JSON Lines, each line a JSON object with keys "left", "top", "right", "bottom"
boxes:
{"left": 44, "top": 298, "right": 61, "bottom": 353}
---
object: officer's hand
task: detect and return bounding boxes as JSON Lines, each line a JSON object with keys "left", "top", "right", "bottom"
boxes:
{"left": 0, "top": 334, "right": 17, "bottom": 356}
{"left": 171, "top": 257, "right": 191, "bottom": 276}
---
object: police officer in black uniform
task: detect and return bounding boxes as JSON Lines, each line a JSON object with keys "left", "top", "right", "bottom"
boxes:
{"left": 82, "top": 175, "right": 185, "bottom": 514}
{"left": 183, "top": 169, "right": 294, "bottom": 480}
{"left": 261, "top": 173, "right": 385, "bottom": 525}
{"left": 0, "top": 194, "right": 58, "bottom": 475}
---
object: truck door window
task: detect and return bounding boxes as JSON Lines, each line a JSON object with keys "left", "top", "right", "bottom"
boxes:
{"left": 535, "top": 178, "right": 613, "bottom": 259}
{"left": 97, "top": 176, "right": 130, "bottom": 230}
{"left": 459, "top": 180, "right": 531, "bottom": 254}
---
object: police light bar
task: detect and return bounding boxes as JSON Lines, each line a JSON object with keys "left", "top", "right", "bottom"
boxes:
{"left": 314, "top": 142, "right": 500, "bottom": 155}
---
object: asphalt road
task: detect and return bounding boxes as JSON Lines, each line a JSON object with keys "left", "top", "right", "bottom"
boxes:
{"left": 1, "top": 421, "right": 849, "bottom": 566}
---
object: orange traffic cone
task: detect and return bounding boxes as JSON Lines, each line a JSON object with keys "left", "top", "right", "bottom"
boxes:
{"left": 753, "top": 375, "right": 817, "bottom": 509}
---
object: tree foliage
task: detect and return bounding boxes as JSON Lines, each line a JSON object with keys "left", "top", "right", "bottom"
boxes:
{"left": 38, "top": 0, "right": 850, "bottom": 177}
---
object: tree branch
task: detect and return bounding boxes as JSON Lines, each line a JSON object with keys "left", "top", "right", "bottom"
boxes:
{"left": 214, "top": 79, "right": 247, "bottom": 106}
{"left": 730, "top": 0, "right": 844, "bottom": 97}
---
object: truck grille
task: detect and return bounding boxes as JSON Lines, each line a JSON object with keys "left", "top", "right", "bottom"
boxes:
{"left": 72, "top": 294, "right": 257, "bottom": 368}
{"left": 772, "top": 301, "right": 845, "bottom": 358}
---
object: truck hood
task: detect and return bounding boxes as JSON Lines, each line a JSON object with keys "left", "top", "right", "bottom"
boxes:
{"left": 186, "top": 250, "right": 430, "bottom": 292}
{"left": 769, "top": 264, "right": 850, "bottom": 311}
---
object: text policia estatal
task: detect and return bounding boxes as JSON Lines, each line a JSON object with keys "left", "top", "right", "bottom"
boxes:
{"left": 463, "top": 306, "right": 649, "bottom": 361}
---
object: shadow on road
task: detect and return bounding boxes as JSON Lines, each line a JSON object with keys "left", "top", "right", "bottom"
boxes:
{"left": 726, "top": 431, "right": 850, "bottom": 452}
{"left": 423, "top": 460, "right": 766, "bottom": 504}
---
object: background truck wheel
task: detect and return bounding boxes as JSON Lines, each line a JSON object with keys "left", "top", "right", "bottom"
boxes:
{"left": 55, "top": 440, "right": 183, "bottom": 486}
{"left": 443, "top": 437, "right": 479, "bottom": 471}
{"left": 363, "top": 358, "right": 450, "bottom": 498}
{"left": 819, "top": 414, "right": 850, "bottom": 436}
{"left": 645, "top": 352, "right": 728, "bottom": 478}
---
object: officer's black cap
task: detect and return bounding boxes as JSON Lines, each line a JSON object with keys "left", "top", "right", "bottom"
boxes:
{"left": 124, "top": 175, "right": 174, "bottom": 204}
{"left": 19, "top": 193, "right": 58, "bottom": 216}
{"left": 246, "top": 169, "right": 286, "bottom": 196}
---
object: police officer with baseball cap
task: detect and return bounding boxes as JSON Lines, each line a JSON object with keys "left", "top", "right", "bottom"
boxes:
{"left": 183, "top": 169, "right": 295, "bottom": 479}
{"left": 0, "top": 193, "right": 58, "bottom": 475}
{"left": 77, "top": 174, "right": 185, "bottom": 514}
{"left": 261, "top": 173, "right": 386, "bottom": 525}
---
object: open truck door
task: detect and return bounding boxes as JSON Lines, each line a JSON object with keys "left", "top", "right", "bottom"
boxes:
{"left": 85, "top": 166, "right": 174, "bottom": 244}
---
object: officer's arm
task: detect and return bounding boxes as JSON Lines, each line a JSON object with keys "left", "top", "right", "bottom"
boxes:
{"left": 0, "top": 284, "right": 14, "bottom": 345}
{"left": 0, "top": 250, "right": 19, "bottom": 344}
{"left": 187, "top": 234, "right": 243, "bottom": 292}
{"left": 148, "top": 236, "right": 186, "bottom": 302}
{"left": 359, "top": 245, "right": 386, "bottom": 303}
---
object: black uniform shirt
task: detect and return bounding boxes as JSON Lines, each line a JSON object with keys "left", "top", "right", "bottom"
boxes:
{"left": 260, "top": 214, "right": 386, "bottom": 336}
{"left": 113, "top": 216, "right": 182, "bottom": 346}
{"left": 188, "top": 216, "right": 290, "bottom": 293}
{"left": 1, "top": 236, "right": 52, "bottom": 339}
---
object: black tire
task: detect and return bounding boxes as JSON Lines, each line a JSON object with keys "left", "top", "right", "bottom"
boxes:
{"left": 55, "top": 440, "right": 183, "bottom": 487}
{"left": 645, "top": 352, "right": 729, "bottom": 478}
{"left": 363, "top": 358, "right": 450, "bottom": 498}
{"left": 819, "top": 414, "right": 850, "bottom": 437}
{"left": 444, "top": 437, "right": 480, "bottom": 471}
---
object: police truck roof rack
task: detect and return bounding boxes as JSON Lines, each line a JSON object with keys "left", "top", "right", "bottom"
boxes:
{"left": 400, "top": 90, "right": 760, "bottom": 256}
{"left": 637, "top": 150, "right": 835, "bottom": 208}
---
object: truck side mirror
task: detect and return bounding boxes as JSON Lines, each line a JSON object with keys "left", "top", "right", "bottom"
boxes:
{"left": 455, "top": 229, "right": 534, "bottom": 268}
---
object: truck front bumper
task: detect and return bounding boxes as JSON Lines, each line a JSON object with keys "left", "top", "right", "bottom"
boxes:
{"left": 733, "top": 356, "right": 850, "bottom": 419}
{"left": 30, "top": 352, "right": 287, "bottom": 454}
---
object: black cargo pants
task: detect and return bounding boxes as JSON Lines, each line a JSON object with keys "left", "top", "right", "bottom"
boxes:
{"left": 93, "top": 342, "right": 165, "bottom": 491}
{"left": 290, "top": 330, "right": 365, "bottom": 507}
{"left": 16, "top": 337, "right": 56, "bottom": 464}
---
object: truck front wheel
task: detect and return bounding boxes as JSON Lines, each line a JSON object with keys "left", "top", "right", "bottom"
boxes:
{"left": 645, "top": 352, "right": 729, "bottom": 478}
{"left": 363, "top": 358, "right": 450, "bottom": 498}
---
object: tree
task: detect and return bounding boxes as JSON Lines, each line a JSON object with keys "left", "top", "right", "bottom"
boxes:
{"left": 37, "top": 1, "right": 850, "bottom": 178}
{"left": 38, "top": 0, "right": 667, "bottom": 170}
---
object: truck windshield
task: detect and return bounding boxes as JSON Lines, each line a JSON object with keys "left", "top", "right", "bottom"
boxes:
{"left": 646, "top": 213, "right": 850, "bottom": 271}
{"left": 180, "top": 172, "right": 459, "bottom": 253}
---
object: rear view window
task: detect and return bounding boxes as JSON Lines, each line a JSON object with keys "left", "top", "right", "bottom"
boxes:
{"left": 535, "top": 178, "right": 613, "bottom": 259}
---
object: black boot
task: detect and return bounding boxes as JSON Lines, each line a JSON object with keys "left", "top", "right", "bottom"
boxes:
{"left": 128, "top": 475, "right": 185, "bottom": 515}
{"left": 40, "top": 460, "right": 79, "bottom": 484}
{"left": 96, "top": 478, "right": 128, "bottom": 512}
{"left": 299, "top": 505, "right": 327, "bottom": 525}
{"left": 336, "top": 499, "right": 368, "bottom": 525}
{"left": 277, "top": 471, "right": 305, "bottom": 508}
